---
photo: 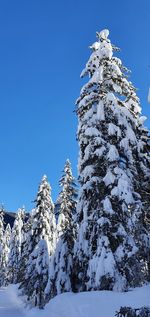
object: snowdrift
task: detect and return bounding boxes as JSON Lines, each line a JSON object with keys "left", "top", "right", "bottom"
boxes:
{"left": 26, "top": 284, "right": 150, "bottom": 317}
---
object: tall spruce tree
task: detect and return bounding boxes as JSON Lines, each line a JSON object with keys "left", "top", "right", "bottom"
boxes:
{"left": 45, "top": 160, "right": 77, "bottom": 300}
{"left": 74, "top": 29, "right": 145, "bottom": 292}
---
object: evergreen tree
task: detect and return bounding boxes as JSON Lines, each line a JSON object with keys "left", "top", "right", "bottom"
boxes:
{"left": 7, "top": 208, "right": 25, "bottom": 283}
{"left": 45, "top": 160, "right": 77, "bottom": 299}
{"left": 0, "top": 207, "right": 5, "bottom": 286}
{"left": 18, "top": 209, "right": 33, "bottom": 284}
{"left": 25, "top": 239, "right": 49, "bottom": 309}
{"left": 135, "top": 117, "right": 150, "bottom": 279}
{"left": 57, "top": 159, "right": 77, "bottom": 238}
{"left": 137, "top": 118, "right": 150, "bottom": 226}
{"left": 27, "top": 175, "right": 56, "bottom": 255}
{"left": 4, "top": 223, "right": 11, "bottom": 263}
{"left": 0, "top": 207, "right": 4, "bottom": 260}
{"left": 74, "top": 29, "right": 145, "bottom": 292}
{"left": 54, "top": 194, "right": 62, "bottom": 223}
{"left": 21, "top": 175, "right": 56, "bottom": 305}
{"left": 3, "top": 223, "right": 11, "bottom": 285}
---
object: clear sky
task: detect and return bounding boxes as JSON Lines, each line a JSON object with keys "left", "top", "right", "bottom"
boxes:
{"left": 0, "top": 0, "right": 150, "bottom": 211}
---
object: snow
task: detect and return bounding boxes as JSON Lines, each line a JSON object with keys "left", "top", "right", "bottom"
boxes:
{"left": 125, "top": 126, "right": 136, "bottom": 144}
{"left": 82, "top": 165, "right": 94, "bottom": 180}
{"left": 1, "top": 284, "right": 150, "bottom": 317}
{"left": 111, "top": 169, "right": 134, "bottom": 204}
{"left": 97, "top": 100, "right": 105, "bottom": 120}
{"left": 94, "top": 146, "right": 106, "bottom": 157}
{"left": 103, "top": 197, "right": 114, "bottom": 214}
{"left": 107, "top": 145, "right": 119, "bottom": 161}
{"left": 89, "top": 65, "right": 103, "bottom": 83}
{"left": 85, "top": 127, "right": 100, "bottom": 137}
{"left": 138, "top": 116, "right": 147, "bottom": 125}
{"left": 106, "top": 92, "right": 116, "bottom": 103}
{"left": 0, "top": 285, "right": 26, "bottom": 316}
{"left": 89, "top": 239, "right": 116, "bottom": 280}
{"left": 103, "top": 170, "right": 115, "bottom": 186}
{"left": 42, "top": 286, "right": 150, "bottom": 317}
{"left": 98, "top": 29, "right": 109, "bottom": 40}
{"left": 108, "top": 123, "right": 121, "bottom": 137}
{"left": 89, "top": 41, "right": 100, "bottom": 50}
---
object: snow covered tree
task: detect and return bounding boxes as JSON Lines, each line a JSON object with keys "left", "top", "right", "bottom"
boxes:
{"left": 18, "top": 209, "right": 33, "bottom": 284}
{"left": 3, "top": 223, "right": 11, "bottom": 285}
{"left": 0, "top": 207, "right": 5, "bottom": 286}
{"left": 54, "top": 194, "right": 62, "bottom": 223}
{"left": 0, "top": 207, "right": 4, "bottom": 258}
{"left": 4, "top": 223, "right": 11, "bottom": 262}
{"left": 25, "top": 239, "right": 49, "bottom": 309}
{"left": 45, "top": 232, "right": 75, "bottom": 300}
{"left": 134, "top": 117, "right": 150, "bottom": 279}
{"left": 137, "top": 118, "right": 150, "bottom": 225}
{"left": 45, "top": 160, "right": 77, "bottom": 300}
{"left": 57, "top": 159, "right": 77, "bottom": 238}
{"left": 7, "top": 208, "right": 25, "bottom": 283}
{"left": 21, "top": 175, "right": 56, "bottom": 305}
{"left": 74, "top": 29, "right": 145, "bottom": 292}
{"left": 27, "top": 175, "right": 56, "bottom": 255}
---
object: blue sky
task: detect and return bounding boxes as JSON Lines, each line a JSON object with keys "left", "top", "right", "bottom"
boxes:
{"left": 0, "top": 0, "right": 150, "bottom": 211}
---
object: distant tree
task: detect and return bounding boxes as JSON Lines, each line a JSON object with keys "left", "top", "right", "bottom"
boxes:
{"left": 18, "top": 208, "right": 33, "bottom": 284}
{"left": 7, "top": 208, "right": 25, "bottom": 283}
{"left": 0, "top": 206, "right": 5, "bottom": 286}
{"left": 4, "top": 223, "right": 11, "bottom": 262}
{"left": 3, "top": 223, "right": 11, "bottom": 285}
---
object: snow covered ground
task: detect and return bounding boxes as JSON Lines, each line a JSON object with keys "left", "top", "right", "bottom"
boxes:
{"left": 0, "top": 285, "right": 26, "bottom": 316}
{"left": 0, "top": 284, "right": 150, "bottom": 317}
